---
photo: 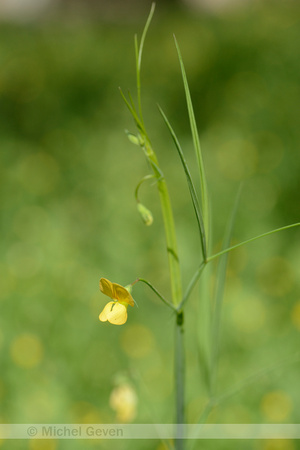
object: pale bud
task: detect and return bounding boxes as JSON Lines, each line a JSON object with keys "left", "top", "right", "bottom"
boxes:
{"left": 126, "top": 131, "right": 140, "bottom": 146}
{"left": 137, "top": 203, "right": 153, "bottom": 226}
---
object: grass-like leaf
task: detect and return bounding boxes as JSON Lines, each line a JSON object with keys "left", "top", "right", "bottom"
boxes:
{"left": 174, "top": 36, "right": 209, "bottom": 246}
{"left": 207, "top": 222, "right": 300, "bottom": 262}
{"left": 217, "top": 351, "right": 300, "bottom": 405}
{"left": 210, "top": 185, "right": 242, "bottom": 395}
{"left": 119, "top": 87, "right": 143, "bottom": 131}
{"left": 158, "top": 104, "right": 207, "bottom": 261}
{"left": 135, "top": 2, "right": 156, "bottom": 125}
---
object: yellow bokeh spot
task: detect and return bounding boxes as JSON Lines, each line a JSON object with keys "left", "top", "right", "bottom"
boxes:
{"left": 231, "top": 296, "right": 266, "bottom": 333}
{"left": 257, "top": 257, "right": 294, "bottom": 297}
{"left": 120, "top": 324, "right": 155, "bottom": 358}
{"left": 10, "top": 333, "right": 43, "bottom": 368}
{"left": 260, "top": 439, "right": 295, "bottom": 450}
{"left": 156, "top": 443, "right": 171, "bottom": 450}
{"left": 291, "top": 301, "right": 300, "bottom": 330}
{"left": 109, "top": 383, "right": 138, "bottom": 423}
{"left": 29, "top": 439, "right": 57, "bottom": 450}
{"left": 261, "top": 391, "right": 292, "bottom": 422}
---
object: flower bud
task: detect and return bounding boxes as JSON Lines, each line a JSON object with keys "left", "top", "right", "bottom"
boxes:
{"left": 137, "top": 203, "right": 153, "bottom": 226}
{"left": 126, "top": 130, "right": 144, "bottom": 147}
{"left": 126, "top": 132, "right": 140, "bottom": 146}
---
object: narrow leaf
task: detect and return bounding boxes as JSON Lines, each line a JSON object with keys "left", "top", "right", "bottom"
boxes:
{"left": 207, "top": 222, "right": 300, "bottom": 263}
{"left": 119, "top": 87, "right": 146, "bottom": 137}
{"left": 217, "top": 351, "right": 300, "bottom": 405}
{"left": 136, "top": 3, "right": 156, "bottom": 124}
{"left": 210, "top": 185, "right": 242, "bottom": 395}
{"left": 137, "top": 3, "right": 156, "bottom": 72}
{"left": 174, "top": 36, "right": 209, "bottom": 243}
{"left": 119, "top": 88, "right": 141, "bottom": 125}
{"left": 158, "top": 104, "right": 207, "bottom": 260}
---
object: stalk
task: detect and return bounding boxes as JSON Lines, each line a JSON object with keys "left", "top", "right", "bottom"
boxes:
{"left": 142, "top": 137, "right": 184, "bottom": 449}
{"left": 157, "top": 176, "right": 182, "bottom": 307}
{"left": 144, "top": 141, "right": 185, "bottom": 447}
{"left": 122, "top": 5, "right": 185, "bottom": 446}
{"left": 175, "top": 311, "right": 185, "bottom": 449}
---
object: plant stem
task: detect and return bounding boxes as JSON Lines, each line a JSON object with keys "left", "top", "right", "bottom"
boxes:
{"left": 123, "top": 6, "right": 184, "bottom": 442}
{"left": 144, "top": 142, "right": 182, "bottom": 307}
{"left": 175, "top": 311, "right": 185, "bottom": 449}
{"left": 142, "top": 139, "right": 184, "bottom": 445}
{"left": 157, "top": 177, "right": 182, "bottom": 306}
{"left": 149, "top": 148, "right": 184, "bottom": 446}
{"left": 137, "top": 278, "right": 177, "bottom": 311}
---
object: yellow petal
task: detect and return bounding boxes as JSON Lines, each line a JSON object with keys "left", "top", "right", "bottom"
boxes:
{"left": 99, "top": 301, "right": 116, "bottom": 322}
{"left": 107, "top": 302, "right": 128, "bottom": 325}
{"left": 113, "top": 283, "right": 135, "bottom": 307}
{"left": 99, "top": 278, "right": 115, "bottom": 299}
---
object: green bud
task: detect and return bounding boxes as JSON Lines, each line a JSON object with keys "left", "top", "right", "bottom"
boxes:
{"left": 137, "top": 203, "right": 153, "bottom": 226}
{"left": 126, "top": 131, "right": 140, "bottom": 145}
{"left": 125, "top": 130, "right": 144, "bottom": 147}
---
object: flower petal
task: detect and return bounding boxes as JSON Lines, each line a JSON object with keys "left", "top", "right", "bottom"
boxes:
{"left": 99, "top": 301, "right": 116, "bottom": 322}
{"left": 107, "top": 302, "right": 128, "bottom": 325}
{"left": 113, "top": 283, "right": 135, "bottom": 307}
{"left": 99, "top": 278, "right": 115, "bottom": 299}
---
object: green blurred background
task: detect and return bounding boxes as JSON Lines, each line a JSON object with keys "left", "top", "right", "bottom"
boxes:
{"left": 1, "top": 1, "right": 300, "bottom": 449}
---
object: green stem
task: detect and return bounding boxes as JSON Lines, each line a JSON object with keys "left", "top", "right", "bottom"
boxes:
{"left": 147, "top": 145, "right": 184, "bottom": 447}
{"left": 134, "top": 175, "right": 155, "bottom": 203}
{"left": 137, "top": 278, "right": 176, "bottom": 311}
{"left": 145, "top": 143, "right": 182, "bottom": 307}
{"left": 158, "top": 177, "right": 182, "bottom": 306}
{"left": 140, "top": 139, "right": 184, "bottom": 446}
{"left": 175, "top": 311, "right": 185, "bottom": 449}
{"left": 123, "top": 7, "right": 184, "bottom": 444}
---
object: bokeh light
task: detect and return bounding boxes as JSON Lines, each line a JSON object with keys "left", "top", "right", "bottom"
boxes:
{"left": 260, "top": 390, "right": 293, "bottom": 422}
{"left": 10, "top": 333, "right": 43, "bottom": 369}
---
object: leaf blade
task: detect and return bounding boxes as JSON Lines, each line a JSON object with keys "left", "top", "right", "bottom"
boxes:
{"left": 207, "top": 222, "right": 300, "bottom": 262}
{"left": 158, "top": 104, "right": 207, "bottom": 261}
{"left": 174, "top": 35, "right": 209, "bottom": 246}
{"left": 210, "top": 185, "right": 242, "bottom": 395}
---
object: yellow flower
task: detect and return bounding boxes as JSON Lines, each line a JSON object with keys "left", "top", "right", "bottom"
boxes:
{"left": 99, "top": 278, "right": 134, "bottom": 325}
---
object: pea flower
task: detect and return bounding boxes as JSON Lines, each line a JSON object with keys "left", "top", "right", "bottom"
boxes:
{"left": 99, "top": 278, "right": 134, "bottom": 325}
